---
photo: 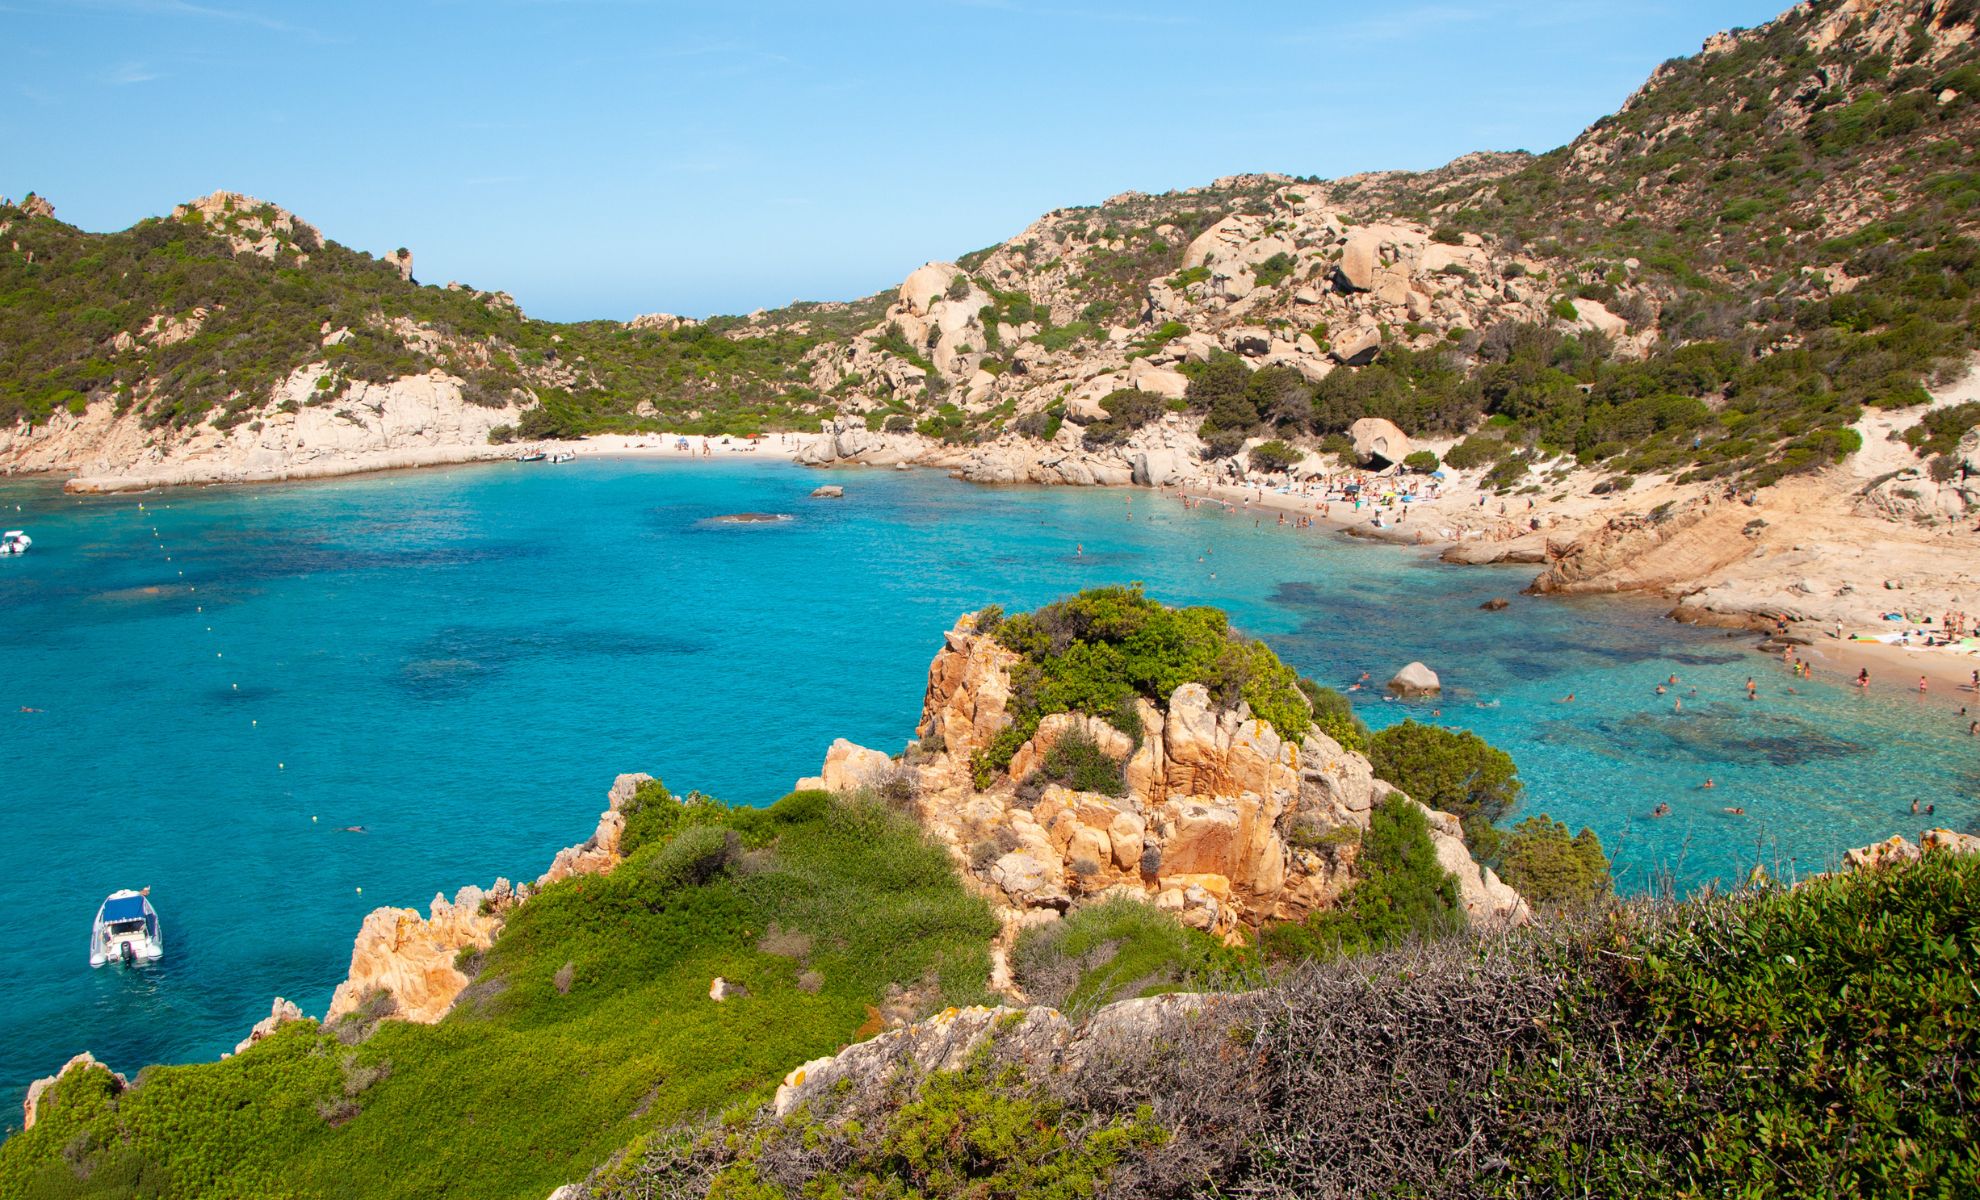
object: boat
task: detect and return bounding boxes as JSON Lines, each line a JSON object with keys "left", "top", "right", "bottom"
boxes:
{"left": 0, "top": 530, "right": 29, "bottom": 555}
{"left": 548, "top": 452, "right": 575, "bottom": 464}
{"left": 515, "top": 451, "right": 546, "bottom": 463}
{"left": 89, "top": 888, "right": 163, "bottom": 967}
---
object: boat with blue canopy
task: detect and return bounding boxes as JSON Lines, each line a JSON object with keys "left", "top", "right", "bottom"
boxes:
{"left": 90, "top": 888, "right": 163, "bottom": 967}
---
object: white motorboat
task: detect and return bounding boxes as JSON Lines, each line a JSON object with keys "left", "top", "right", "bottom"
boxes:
{"left": 90, "top": 889, "right": 163, "bottom": 967}
{"left": 0, "top": 530, "right": 29, "bottom": 555}
{"left": 548, "top": 452, "right": 575, "bottom": 464}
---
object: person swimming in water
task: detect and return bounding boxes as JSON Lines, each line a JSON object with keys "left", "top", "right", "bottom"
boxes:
{"left": 341, "top": 825, "right": 366, "bottom": 834}
{"left": 1702, "top": 779, "right": 1715, "bottom": 789}
{"left": 1724, "top": 807, "right": 1746, "bottom": 816}
{"left": 1652, "top": 803, "right": 1671, "bottom": 817}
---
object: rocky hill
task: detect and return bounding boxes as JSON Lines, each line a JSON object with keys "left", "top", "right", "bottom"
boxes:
{"left": 6, "top": 0, "right": 1979, "bottom": 498}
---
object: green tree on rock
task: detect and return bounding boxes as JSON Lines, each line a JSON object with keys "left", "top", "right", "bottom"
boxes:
{"left": 1367, "top": 720, "right": 1522, "bottom": 856}
{"left": 1497, "top": 815, "right": 1611, "bottom": 907}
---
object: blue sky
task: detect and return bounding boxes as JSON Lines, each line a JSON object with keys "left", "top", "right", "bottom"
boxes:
{"left": 4, "top": 1, "right": 1788, "bottom": 321}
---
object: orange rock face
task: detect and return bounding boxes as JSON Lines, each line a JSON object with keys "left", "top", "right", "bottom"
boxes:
{"left": 807, "top": 615, "right": 1528, "bottom": 941}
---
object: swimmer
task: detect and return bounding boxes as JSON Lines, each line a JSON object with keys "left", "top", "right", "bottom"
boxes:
{"left": 1652, "top": 803, "right": 1671, "bottom": 818}
{"left": 1927, "top": 803, "right": 1937, "bottom": 815}
{"left": 18, "top": 706, "right": 42, "bottom": 713}
{"left": 1674, "top": 697, "right": 1683, "bottom": 713}
{"left": 1701, "top": 778, "right": 1715, "bottom": 790}
{"left": 1559, "top": 692, "right": 1576, "bottom": 703}
{"left": 1075, "top": 543, "right": 1083, "bottom": 557}
{"left": 1724, "top": 807, "right": 1746, "bottom": 816}
{"left": 1655, "top": 685, "right": 1667, "bottom": 695}
{"left": 1668, "top": 674, "right": 1679, "bottom": 685}
{"left": 1911, "top": 799, "right": 1921, "bottom": 814}
{"left": 341, "top": 825, "right": 367, "bottom": 834}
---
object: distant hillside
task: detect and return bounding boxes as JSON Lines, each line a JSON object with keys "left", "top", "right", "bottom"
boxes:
{"left": 4, "top": 0, "right": 1979, "bottom": 490}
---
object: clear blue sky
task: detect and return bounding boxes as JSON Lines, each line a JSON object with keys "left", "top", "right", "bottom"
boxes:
{"left": 4, "top": 1, "right": 1788, "bottom": 322}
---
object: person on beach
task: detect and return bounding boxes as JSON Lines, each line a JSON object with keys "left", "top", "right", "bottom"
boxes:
{"left": 1857, "top": 668, "right": 1870, "bottom": 689}
{"left": 1919, "top": 675, "right": 1929, "bottom": 694}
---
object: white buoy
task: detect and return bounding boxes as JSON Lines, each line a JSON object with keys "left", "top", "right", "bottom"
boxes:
{"left": 311, "top": 815, "right": 317, "bottom": 822}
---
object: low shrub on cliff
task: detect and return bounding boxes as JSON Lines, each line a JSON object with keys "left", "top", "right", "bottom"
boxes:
{"left": 976, "top": 587, "right": 1319, "bottom": 784}
{"left": 1010, "top": 896, "right": 1245, "bottom": 1013}
{"left": 1263, "top": 795, "right": 1466, "bottom": 963}
{"left": 591, "top": 852, "right": 1980, "bottom": 1200}
{"left": 0, "top": 790, "right": 998, "bottom": 1200}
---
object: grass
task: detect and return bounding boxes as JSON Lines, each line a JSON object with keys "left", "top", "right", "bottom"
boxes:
{"left": 1, "top": 789, "right": 997, "bottom": 1200}
{"left": 1010, "top": 896, "right": 1244, "bottom": 1013}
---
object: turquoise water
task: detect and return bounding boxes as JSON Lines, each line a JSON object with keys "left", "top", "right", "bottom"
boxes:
{"left": 2, "top": 459, "right": 1974, "bottom": 1114}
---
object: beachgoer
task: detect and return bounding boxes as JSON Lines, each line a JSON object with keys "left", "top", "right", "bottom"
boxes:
{"left": 1560, "top": 693, "right": 1575, "bottom": 703}
{"left": 1911, "top": 799, "right": 1921, "bottom": 814}
{"left": 1075, "top": 543, "right": 1083, "bottom": 557}
{"left": 1920, "top": 675, "right": 1929, "bottom": 693}
{"left": 1674, "top": 697, "right": 1683, "bottom": 713}
{"left": 1725, "top": 807, "right": 1746, "bottom": 816}
{"left": 1653, "top": 803, "right": 1671, "bottom": 818}
{"left": 1926, "top": 803, "right": 1936, "bottom": 815}
{"left": 1702, "top": 779, "right": 1715, "bottom": 790}
{"left": 1668, "top": 674, "right": 1679, "bottom": 685}
{"left": 1857, "top": 668, "right": 1870, "bottom": 688}
{"left": 1656, "top": 685, "right": 1667, "bottom": 695}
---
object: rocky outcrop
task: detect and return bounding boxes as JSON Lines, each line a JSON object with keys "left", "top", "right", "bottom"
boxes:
{"left": 1529, "top": 500, "right": 1758, "bottom": 597}
{"left": 6, "top": 368, "right": 525, "bottom": 493}
{"left": 231, "top": 997, "right": 304, "bottom": 1055}
{"left": 1349, "top": 417, "right": 1409, "bottom": 466}
{"left": 22, "top": 1052, "right": 126, "bottom": 1131}
{"left": 1845, "top": 828, "right": 1980, "bottom": 872}
{"left": 326, "top": 772, "right": 651, "bottom": 1025}
{"left": 325, "top": 882, "right": 514, "bottom": 1023}
{"left": 772, "top": 994, "right": 1212, "bottom": 1118}
{"left": 803, "top": 613, "right": 1527, "bottom": 942}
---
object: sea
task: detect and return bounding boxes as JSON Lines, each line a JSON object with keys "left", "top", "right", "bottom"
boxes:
{"left": 3, "top": 457, "right": 1973, "bottom": 1116}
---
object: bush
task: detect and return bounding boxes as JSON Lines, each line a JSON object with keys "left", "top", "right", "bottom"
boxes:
{"left": 1026, "top": 729, "right": 1126, "bottom": 799}
{"left": 979, "top": 588, "right": 1318, "bottom": 784}
{"left": 1080, "top": 388, "right": 1165, "bottom": 448}
{"left": 1496, "top": 815, "right": 1611, "bottom": 907}
{"left": 1367, "top": 720, "right": 1522, "bottom": 853}
{"left": 1011, "top": 896, "right": 1242, "bottom": 1012}
{"left": 1247, "top": 438, "right": 1304, "bottom": 474}
{"left": 1296, "top": 677, "right": 1367, "bottom": 751}
{"left": 1263, "top": 796, "right": 1465, "bottom": 962}
{"left": 1402, "top": 449, "right": 1440, "bottom": 472}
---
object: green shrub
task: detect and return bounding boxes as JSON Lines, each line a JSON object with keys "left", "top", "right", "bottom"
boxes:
{"left": 979, "top": 587, "right": 1317, "bottom": 780}
{"left": 1247, "top": 438, "right": 1304, "bottom": 473}
{"left": 1011, "top": 896, "right": 1243, "bottom": 1012}
{"left": 1496, "top": 815, "right": 1611, "bottom": 906}
{"left": 1367, "top": 720, "right": 1522, "bottom": 854}
{"left": 1029, "top": 729, "right": 1126, "bottom": 798}
{"left": 1263, "top": 796, "right": 1465, "bottom": 961}
{"left": 1402, "top": 449, "right": 1440, "bottom": 472}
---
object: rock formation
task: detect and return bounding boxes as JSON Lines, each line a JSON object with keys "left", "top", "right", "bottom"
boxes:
{"left": 1388, "top": 662, "right": 1441, "bottom": 696}
{"left": 772, "top": 994, "right": 1211, "bottom": 1118}
{"left": 800, "top": 613, "right": 1526, "bottom": 948}
{"left": 22, "top": 1052, "right": 126, "bottom": 1131}
{"left": 325, "top": 772, "right": 650, "bottom": 1024}
{"left": 231, "top": 997, "right": 304, "bottom": 1055}
{"left": 1844, "top": 828, "right": 1980, "bottom": 872}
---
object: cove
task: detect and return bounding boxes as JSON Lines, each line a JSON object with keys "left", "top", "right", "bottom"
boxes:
{"left": 1, "top": 458, "right": 1972, "bottom": 1113}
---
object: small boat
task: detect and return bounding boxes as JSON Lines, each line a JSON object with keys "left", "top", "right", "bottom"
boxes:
{"left": 90, "top": 888, "right": 163, "bottom": 968}
{"left": 515, "top": 451, "right": 546, "bottom": 463}
{"left": 0, "top": 530, "right": 29, "bottom": 555}
{"left": 548, "top": 452, "right": 575, "bottom": 464}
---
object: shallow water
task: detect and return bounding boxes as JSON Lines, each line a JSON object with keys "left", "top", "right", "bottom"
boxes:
{"left": 1, "top": 459, "right": 1972, "bottom": 1112}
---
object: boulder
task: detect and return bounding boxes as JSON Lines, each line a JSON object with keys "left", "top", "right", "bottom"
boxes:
{"left": 1331, "top": 327, "right": 1382, "bottom": 367}
{"left": 799, "top": 738, "right": 894, "bottom": 794}
{"left": 809, "top": 485, "right": 844, "bottom": 498}
{"left": 1349, "top": 416, "right": 1409, "bottom": 466}
{"left": 1923, "top": 828, "right": 1980, "bottom": 856}
{"left": 1480, "top": 597, "right": 1510, "bottom": 611}
{"left": 709, "top": 977, "right": 750, "bottom": 1001}
{"left": 1335, "top": 231, "right": 1381, "bottom": 292}
{"left": 899, "top": 262, "right": 962, "bottom": 315}
{"left": 1388, "top": 662, "right": 1441, "bottom": 696}
{"left": 1572, "top": 297, "right": 1628, "bottom": 338}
